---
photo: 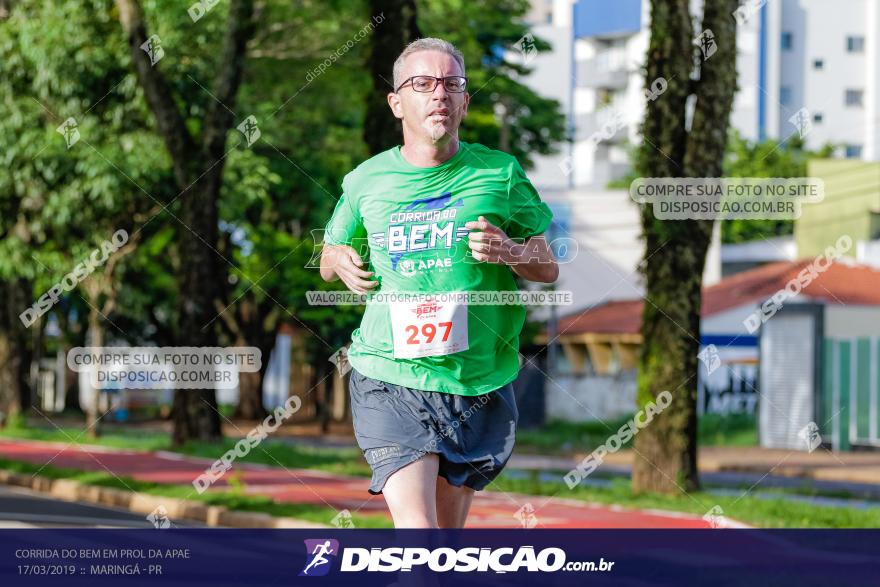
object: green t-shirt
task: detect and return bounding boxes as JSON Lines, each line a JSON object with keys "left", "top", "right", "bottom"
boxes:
{"left": 323, "top": 141, "right": 553, "bottom": 396}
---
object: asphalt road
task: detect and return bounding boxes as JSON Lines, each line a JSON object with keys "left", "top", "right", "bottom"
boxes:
{"left": 0, "top": 486, "right": 203, "bottom": 528}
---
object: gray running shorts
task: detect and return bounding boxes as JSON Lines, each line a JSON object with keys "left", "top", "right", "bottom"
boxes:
{"left": 348, "top": 367, "right": 519, "bottom": 495}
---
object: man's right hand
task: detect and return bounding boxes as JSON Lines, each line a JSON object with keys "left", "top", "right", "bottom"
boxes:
{"left": 320, "top": 244, "right": 379, "bottom": 294}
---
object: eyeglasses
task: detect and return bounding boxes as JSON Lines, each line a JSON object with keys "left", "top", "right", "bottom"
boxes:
{"left": 395, "top": 75, "right": 468, "bottom": 94}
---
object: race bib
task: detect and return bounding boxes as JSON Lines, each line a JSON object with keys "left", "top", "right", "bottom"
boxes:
{"left": 389, "top": 294, "right": 469, "bottom": 359}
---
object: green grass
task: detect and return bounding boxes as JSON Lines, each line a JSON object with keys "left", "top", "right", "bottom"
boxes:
{"left": 2, "top": 411, "right": 757, "bottom": 464}
{"left": 516, "top": 416, "right": 633, "bottom": 454}
{"left": 489, "top": 474, "right": 880, "bottom": 528}
{"left": 0, "top": 457, "right": 391, "bottom": 528}
{"left": 5, "top": 420, "right": 875, "bottom": 528}
{"left": 3, "top": 450, "right": 875, "bottom": 528}
{"left": 698, "top": 412, "right": 757, "bottom": 446}
{"left": 0, "top": 424, "right": 374, "bottom": 478}
{"left": 0, "top": 424, "right": 171, "bottom": 451}
{"left": 516, "top": 412, "right": 757, "bottom": 455}
{"left": 181, "top": 440, "right": 373, "bottom": 478}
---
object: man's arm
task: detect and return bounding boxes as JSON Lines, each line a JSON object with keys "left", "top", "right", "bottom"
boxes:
{"left": 465, "top": 216, "right": 559, "bottom": 284}
{"left": 509, "top": 234, "right": 559, "bottom": 283}
{"left": 320, "top": 244, "right": 379, "bottom": 293}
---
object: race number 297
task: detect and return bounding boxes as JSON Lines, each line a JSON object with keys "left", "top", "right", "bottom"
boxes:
{"left": 390, "top": 297, "right": 468, "bottom": 359}
{"left": 405, "top": 321, "right": 452, "bottom": 345}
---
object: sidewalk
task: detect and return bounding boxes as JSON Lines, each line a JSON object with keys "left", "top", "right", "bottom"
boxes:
{"left": 256, "top": 428, "right": 880, "bottom": 488}
{"left": 533, "top": 446, "right": 880, "bottom": 486}
{"left": 0, "top": 439, "right": 716, "bottom": 529}
{"left": 266, "top": 431, "right": 880, "bottom": 485}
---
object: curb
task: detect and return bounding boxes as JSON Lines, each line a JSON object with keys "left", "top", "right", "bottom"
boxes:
{"left": 0, "top": 469, "right": 330, "bottom": 529}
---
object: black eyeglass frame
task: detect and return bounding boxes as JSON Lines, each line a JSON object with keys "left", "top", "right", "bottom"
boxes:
{"left": 394, "top": 75, "right": 469, "bottom": 94}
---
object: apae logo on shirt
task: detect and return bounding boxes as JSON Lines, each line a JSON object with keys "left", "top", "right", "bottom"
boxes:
{"left": 370, "top": 192, "right": 469, "bottom": 274}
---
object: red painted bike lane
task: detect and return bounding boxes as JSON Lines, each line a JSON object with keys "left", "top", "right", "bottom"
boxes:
{"left": 0, "top": 439, "right": 719, "bottom": 528}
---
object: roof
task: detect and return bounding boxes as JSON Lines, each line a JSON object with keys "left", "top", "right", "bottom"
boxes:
{"left": 556, "top": 259, "right": 880, "bottom": 336}
{"left": 704, "top": 259, "right": 880, "bottom": 314}
{"left": 556, "top": 299, "right": 644, "bottom": 336}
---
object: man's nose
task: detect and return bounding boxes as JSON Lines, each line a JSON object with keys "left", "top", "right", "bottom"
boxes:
{"left": 431, "top": 80, "right": 449, "bottom": 98}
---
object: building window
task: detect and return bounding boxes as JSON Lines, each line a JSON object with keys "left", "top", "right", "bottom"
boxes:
{"left": 597, "top": 88, "right": 614, "bottom": 107}
{"left": 845, "top": 144, "right": 863, "bottom": 158}
{"left": 813, "top": 58, "right": 824, "bottom": 69}
{"left": 781, "top": 32, "right": 793, "bottom": 50}
{"left": 845, "top": 89, "right": 864, "bottom": 107}
{"left": 812, "top": 112, "right": 823, "bottom": 123}
{"left": 779, "top": 86, "right": 792, "bottom": 105}
{"left": 846, "top": 36, "right": 865, "bottom": 53}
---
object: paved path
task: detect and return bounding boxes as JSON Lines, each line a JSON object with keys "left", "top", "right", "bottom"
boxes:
{"left": 0, "top": 439, "right": 719, "bottom": 528}
{"left": 506, "top": 454, "right": 880, "bottom": 500}
{"left": 274, "top": 434, "right": 880, "bottom": 487}
{"left": 0, "top": 485, "right": 204, "bottom": 528}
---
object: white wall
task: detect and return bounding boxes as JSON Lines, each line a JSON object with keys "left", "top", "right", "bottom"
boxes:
{"left": 867, "top": 0, "right": 880, "bottom": 159}
{"left": 542, "top": 188, "right": 644, "bottom": 310}
{"left": 703, "top": 303, "right": 763, "bottom": 335}
{"left": 825, "top": 305, "right": 880, "bottom": 338}
{"left": 546, "top": 372, "right": 637, "bottom": 422}
{"left": 731, "top": 8, "right": 763, "bottom": 141}
{"left": 789, "top": 0, "right": 869, "bottom": 153}
{"left": 520, "top": 22, "right": 574, "bottom": 189}
{"left": 857, "top": 239, "right": 880, "bottom": 269}
{"left": 524, "top": 0, "right": 880, "bottom": 193}
{"left": 540, "top": 186, "right": 723, "bottom": 311}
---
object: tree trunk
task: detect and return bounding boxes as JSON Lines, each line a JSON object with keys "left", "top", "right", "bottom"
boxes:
{"left": 86, "top": 305, "right": 105, "bottom": 438}
{"left": 632, "top": 0, "right": 738, "bottom": 494}
{"left": 311, "top": 358, "right": 331, "bottom": 433}
{"left": 0, "top": 332, "right": 20, "bottom": 428}
{"left": 115, "top": 0, "right": 256, "bottom": 445}
{"left": 233, "top": 330, "right": 274, "bottom": 421}
{"left": 235, "top": 370, "right": 264, "bottom": 420}
{"left": 172, "top": 181, "right": 224, "bottom": 444}
{"left": 56, "top": 308, "right": 83, "bottom": 414}
{"left": 363, "top": 0, "right": 421, "bottom": 155}
{"left": 0, "top": 278, "right": 32, "bottom": 427}
{"left": 63, "top": 352, "right": 81, "bottom": 414}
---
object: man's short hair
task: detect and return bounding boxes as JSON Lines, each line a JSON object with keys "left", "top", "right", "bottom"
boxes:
{"left": 392, "top": 38, "right": 466, "bottom": 91}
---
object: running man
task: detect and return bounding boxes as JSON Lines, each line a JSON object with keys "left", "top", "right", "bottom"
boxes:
{"left": 319, "top": 37, "right": 558, "bottom": 528}
{"left": 302, "top": 540, "right": 334, "bottom": 575}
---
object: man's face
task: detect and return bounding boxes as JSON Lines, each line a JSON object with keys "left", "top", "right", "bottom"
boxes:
{"left": 388, "top": 50, "right": 469, "bottom": 144}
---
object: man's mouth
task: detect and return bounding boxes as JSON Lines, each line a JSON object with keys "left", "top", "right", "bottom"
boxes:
{"left": 428, "top": 109, "right": 450, "bottom": 120}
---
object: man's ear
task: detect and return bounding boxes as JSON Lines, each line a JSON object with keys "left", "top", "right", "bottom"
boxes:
{"left": 387, "top": 92, "right": 404, "bottom": 120}
{"left": 461, "top": 92, "right": 470, "bottom": 119}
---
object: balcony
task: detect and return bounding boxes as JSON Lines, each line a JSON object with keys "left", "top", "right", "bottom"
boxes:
{"left": 575, "top": 109, "right": 629, "bottom": 144}
{"left": 577, "top": 52, "right": 629, "bottom": 88}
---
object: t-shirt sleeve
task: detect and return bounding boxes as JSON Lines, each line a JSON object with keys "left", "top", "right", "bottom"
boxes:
{"left": 504, "top": 158, "right": 554, "bottom": 240}
{"left": 323, "top": 174, "right": 365, "bottom": 246}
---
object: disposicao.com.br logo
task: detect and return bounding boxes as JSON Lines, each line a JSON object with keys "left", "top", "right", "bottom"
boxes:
{"left": 298, "top": 538, "right": 614, "bottom": 575}
{"left": 300, "top": 539, "right": 339, "bottom": 577}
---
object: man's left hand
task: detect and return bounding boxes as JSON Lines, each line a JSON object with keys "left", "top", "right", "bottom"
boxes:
{"left": 465, "top": 215, "right": 518, "bottom": 264}
{"left": 465, "top": 215, "right": 559, "bottom": 283}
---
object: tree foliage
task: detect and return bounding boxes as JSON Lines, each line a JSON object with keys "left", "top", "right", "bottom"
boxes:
{"left": 721, "top": 131, "right": 834, "bottom": 243}
{"left": 0, "top": 0, "right": 566, "bottom": 433}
